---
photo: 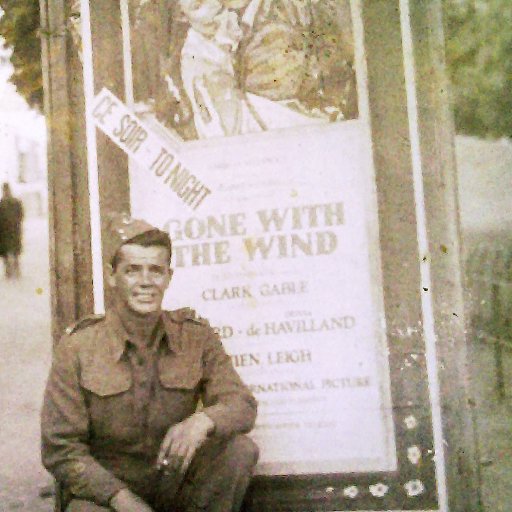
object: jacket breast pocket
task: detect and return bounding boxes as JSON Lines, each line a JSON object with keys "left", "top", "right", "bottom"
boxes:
{"left": 80, "top": 364, "right": 134, "bottom": 441}
{"left": 157, "top": 353, "right": 203, "bottom": 427}
{"left": 80, "top": 364, "right": 131, "bottom": 397}
{"left": 158, "top": 353, "right": 203, "bottom": 390}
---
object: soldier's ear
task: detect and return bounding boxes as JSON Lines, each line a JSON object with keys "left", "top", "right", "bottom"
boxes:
{"left": 165, "top": 267, "right": 174, "bottom": 288}
{"left": 106, "top": 263, "right": 117, "bottom": 288}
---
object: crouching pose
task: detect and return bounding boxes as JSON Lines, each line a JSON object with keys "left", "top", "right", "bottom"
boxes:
{"left": 41, "top": 213, "right": 258, "bottom": 511}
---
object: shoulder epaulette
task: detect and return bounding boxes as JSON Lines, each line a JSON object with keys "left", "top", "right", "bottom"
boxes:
{"left": 65, "top": 314, "right": 105, "bottom": 335}
{"left": 169, "top": 307, "right": 209, "bottom": 326}
{"left": 190, "top": 315, "right": 210, "bottom": 326}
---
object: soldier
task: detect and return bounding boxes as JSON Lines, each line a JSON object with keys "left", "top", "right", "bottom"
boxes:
{"left": 41, "top": 213, "right": 258, "bottom": 512}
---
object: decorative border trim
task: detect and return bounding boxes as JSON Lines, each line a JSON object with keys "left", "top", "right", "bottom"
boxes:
{"left": 246, "top": 348, "right": 438, "bottom": 510}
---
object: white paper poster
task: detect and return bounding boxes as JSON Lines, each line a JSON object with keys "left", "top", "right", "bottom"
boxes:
{"left": 127, "top": 120, "right": 396, "bottom": 475}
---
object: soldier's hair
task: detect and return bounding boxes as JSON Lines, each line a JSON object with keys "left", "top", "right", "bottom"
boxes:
{"left": 111, "top": 230, "right": 172, "bottom": 270}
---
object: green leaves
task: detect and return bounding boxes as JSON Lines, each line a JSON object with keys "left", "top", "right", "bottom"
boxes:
{"left": 0, "top": 0, "right": 43, "bottom": 110}
{"left": 444, "top": 0, "right": 512, "bottom": 138}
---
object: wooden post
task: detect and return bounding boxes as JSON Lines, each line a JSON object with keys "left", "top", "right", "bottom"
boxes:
{"left": 406, "top": 0, "right": 482, "bottom": 509}
{"left": 362, "top": 0, "right": 481, "bottom": 509}
{"left": 39, "top": 0, "right": 131, "bottom": 336}
{"left": 39, "top": 0, "right": 93, "bottom": 341}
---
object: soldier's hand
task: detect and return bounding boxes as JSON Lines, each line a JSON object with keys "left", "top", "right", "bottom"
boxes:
{"left": 157, "top": 412, "right": 215, "bottom": 474}
{"left": 109, "top": 488, "right": 154, "bottom": 512}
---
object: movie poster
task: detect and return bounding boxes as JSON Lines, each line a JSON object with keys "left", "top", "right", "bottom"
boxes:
{"left": 88, "top": 0, "right": 398, "bottom": 477}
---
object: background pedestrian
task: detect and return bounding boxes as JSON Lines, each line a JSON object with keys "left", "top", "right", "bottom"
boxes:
{"left": 0, "top": 182, "right": 24, "bottom": 279}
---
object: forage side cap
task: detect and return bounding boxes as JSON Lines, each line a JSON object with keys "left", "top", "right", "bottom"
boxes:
{"left": 104, "top": 212, "right": 161, "bottom": 265}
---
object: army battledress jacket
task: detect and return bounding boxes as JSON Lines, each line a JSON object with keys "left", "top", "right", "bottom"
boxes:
{"left": 41, "top": 308, "right": 257, "bottom": 507}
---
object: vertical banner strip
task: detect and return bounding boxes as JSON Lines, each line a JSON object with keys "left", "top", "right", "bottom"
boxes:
{"left": 80, "top": 0, "right": 105, "bottom": 313}
{"left": 351, "top": 0, "right": 396, "bottom": 456}
{"left": 399, "top": 0, "right": 448, "bottom": 510}
{"left": 120, "top": 0, "right": 134, "bottom": 107}
{"left": 350, "top": 0, "right": 390, "bottom": 336}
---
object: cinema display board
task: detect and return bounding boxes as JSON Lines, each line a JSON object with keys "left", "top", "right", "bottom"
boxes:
{"left": 78, "top": 0, "right": 444, "bottom": 510}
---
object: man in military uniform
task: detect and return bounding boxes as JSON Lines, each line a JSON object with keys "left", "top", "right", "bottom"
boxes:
{"left": 41, "top": 213, "right": 258, "bottom": 512}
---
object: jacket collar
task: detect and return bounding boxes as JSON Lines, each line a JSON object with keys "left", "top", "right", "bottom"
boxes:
{"left": 105, "top": 309, "right": 173, "bottom": 362}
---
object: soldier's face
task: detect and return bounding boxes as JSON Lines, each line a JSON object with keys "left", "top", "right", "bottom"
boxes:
{"left": 108, "top": 244, "right": 172, "bottom": 316}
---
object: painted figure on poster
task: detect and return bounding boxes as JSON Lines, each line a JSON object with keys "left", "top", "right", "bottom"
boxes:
{"left": 179, "top": 0, "right": 247, "bottom": 138}
{"left": 129, "top": 0, "right": 358, "bottom": 140}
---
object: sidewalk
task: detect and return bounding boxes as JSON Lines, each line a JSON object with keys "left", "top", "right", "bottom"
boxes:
{"left": 0, "top": 217, "right": 53, "bottom": 511}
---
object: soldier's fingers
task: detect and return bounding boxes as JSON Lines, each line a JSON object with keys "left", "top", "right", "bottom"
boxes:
{"left": 166, "top": 437, "right": 188, "bottom": 471}
{"left": 168, "top": 453, "right": 184, "bottom": 472}
{"left": 180, "top": 446, "right": 196, "bottom": 475}
{"left": 168, "top": 437, "right": 189, "bottom": 459}
{"left": 157, "top": 428, "right": 177, "bottom": 467}
{"left": 157, "top": 443, "right": 169, "bottom": 468}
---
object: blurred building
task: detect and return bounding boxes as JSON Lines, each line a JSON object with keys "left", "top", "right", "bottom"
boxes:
{"left": 0, "top": 38, "right": 47, "bottom": 216}
{"left": 456, "top": 135, "right": 512, "bottom": 239}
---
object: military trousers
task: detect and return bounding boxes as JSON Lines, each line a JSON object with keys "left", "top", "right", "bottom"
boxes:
{"left": 65, "top": 435, "right": 259, "bottom": 512}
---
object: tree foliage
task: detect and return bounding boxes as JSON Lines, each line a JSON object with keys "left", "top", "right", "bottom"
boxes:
{"left": 443, "top": 0, "right": 512, "bottom": 138}
{"left": 0, "top": 0, "right": 42, "bottom": 110}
